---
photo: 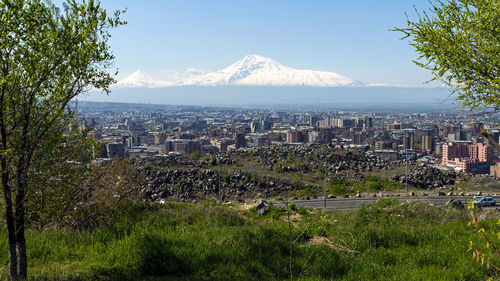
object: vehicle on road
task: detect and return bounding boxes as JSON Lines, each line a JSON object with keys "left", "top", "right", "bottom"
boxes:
{"left": 473, "top": 196, "right": 496, "bottom": 207}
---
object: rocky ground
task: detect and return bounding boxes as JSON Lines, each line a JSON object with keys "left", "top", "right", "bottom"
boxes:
{"left": 133, "top": 145, "right": 499, "bottom": 202}
{"left": 141, "top": 168, "right": 295, "bottom": 202}
{"left": 391, "top": 165, "right": 456, "bottom": 190}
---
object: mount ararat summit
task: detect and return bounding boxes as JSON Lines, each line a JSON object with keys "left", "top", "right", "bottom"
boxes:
{"left": 115, "top": 54, "right": 365, "bottom": 88}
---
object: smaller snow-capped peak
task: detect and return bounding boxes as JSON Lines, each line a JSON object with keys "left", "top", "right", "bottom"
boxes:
{"left": 114, "top": 70, "right": 171, "bottom": 88}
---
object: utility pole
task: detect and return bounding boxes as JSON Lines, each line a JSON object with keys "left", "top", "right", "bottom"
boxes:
{"left": 405, "top": 148, "right": 408, "bottom": 197}
{"left": 324, "top": 148, "right": 327, "bottom": 210}
{"left": 218, "top": 155, "right": 222, "bottom": 203}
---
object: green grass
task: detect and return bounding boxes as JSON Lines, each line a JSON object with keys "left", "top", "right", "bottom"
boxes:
{"left": 0, "top": 200, "right": 498, "bottom": 280}
{"left": 328, "top": 176, "right": 404, "bottom": 195}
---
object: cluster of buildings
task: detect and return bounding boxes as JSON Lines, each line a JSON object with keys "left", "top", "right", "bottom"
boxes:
{"left": 442, "top": 142, "right": 494, "bottom": 174}
{"left": 78, "top": 102, "right": 500, "bottom": 176}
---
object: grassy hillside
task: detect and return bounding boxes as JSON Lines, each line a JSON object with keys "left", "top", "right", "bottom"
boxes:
{"left": 0, "top": 200, "right": 498, "bottom": 280}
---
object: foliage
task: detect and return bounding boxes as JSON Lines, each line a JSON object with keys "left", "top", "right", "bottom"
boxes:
{"left": 290, "top": 175, "right": 304, "bottom": 189}
{"left": 189, "top": 150, "right": 200, "bottom": 160}
{"left": 24, "top": 158, "right": 142, "bottom": 230}
{"left": 25, "top": 120, "right": 98, "bottom": 228}
{"left": 328, "top": 176, "right": 402, "bottom": 195}
{"left": 0, "top": 0, "right": 124, "bottom": 278}
{"left": 467, "top": 202, "right": 500, "bottom": 271}
{"left": 222, "top": 166, "right": 229, "bottom": 182}
{"left": 394, "top": 0, "right": 500, "bottom": 109}
{"left": 251, "top": 173, "right": 259, "bottom": 183}
{"left": 315, "top": 165, "right": 324, "bottom": 179}
{"left": 328, "top": 178, "right": 348, "bottom": 195}
{"left": 273, "top": 163, "right": 279, "bottom": 181}
{"left": 69, "top": 159, "right": 143, "bottom": 230}
{"left": 295, "top": 187, "right": 316, "bottom": 197}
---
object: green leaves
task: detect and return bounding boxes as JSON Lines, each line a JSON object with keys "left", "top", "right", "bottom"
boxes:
{"left": 394, "top": 0, "right": 500, "bottom": 110}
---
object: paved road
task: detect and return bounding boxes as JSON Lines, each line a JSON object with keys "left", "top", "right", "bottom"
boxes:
{"left": 274, "top": 196, "right": 499, "bottom": 210}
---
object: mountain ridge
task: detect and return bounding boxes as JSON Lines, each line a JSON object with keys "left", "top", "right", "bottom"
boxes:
{"left": 114, "top": 54, "right": 390, "bottom": 88}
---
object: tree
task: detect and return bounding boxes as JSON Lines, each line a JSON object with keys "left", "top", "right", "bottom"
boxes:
{"left": 0, "top": 0, "right": 124, "bottom": 279}
{"left": 394, "top": 0, "right": 500, "bottom": 109}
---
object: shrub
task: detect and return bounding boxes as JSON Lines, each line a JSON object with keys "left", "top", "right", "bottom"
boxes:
{"left": 290, "top": 175, "right": 304, "bottom": 189}
{"left": 328, "top": 179, "right": 348, "bottom": 195}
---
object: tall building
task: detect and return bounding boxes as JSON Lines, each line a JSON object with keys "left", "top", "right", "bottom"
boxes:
{"left": 106, "top": 143, "right": 125, "bottom": 158}
{"left": 421, "top": 129, "right": 433, "bottom": 153}
{"left": 435, "top": 142, "right": 444, "bottom": 155}
{"left": 403, "top": 130, "right": 415, "bottom": 150}
{"left": 235, "top": 133, "right": 247, "bottom": 149}
{"left": 364, "top": 117, "right": 373, "bottom": 128}
{"left": 250, "top": 120, "right": 261, "bottom": 133}
{"left": 489, "top": 130, "right": 500, "bottom": 147}
{"left": 261, "top": 120, "right": 272, "bottom": 130}
{"left": 318, "top": 128, "right": 332, "bottom": 144}
{"left": 286, "top": 130, "right": 304, "bottom": 143}
{"left": 166, "top": 139, "right": 202, "bottom": 154}
{"left": 210, "top": 138, "right": 235, "bottom": 152}
{"left": 468, "top": 122, "right": 482, "bottom": 134}
{"left": 442, "top": 142, "right": 492, "bottom": 173}
{"left": 354, "top": 118, "right": 364, "bottom": 129}
{"left": 353, "top": 132, "right": 366, "bottom": 145}
{"left": 154, "top": 133, "right": 167, "bottom": 145}
{"left": 309, "top": 115, "right": 318, "bottom": 127}
{"left": 448, "top": 130, "right": 471, "bottom": 141}
{"left": 308, "top": 131, "right": 319, "bottom": 143}
{"left": 341, "top": 119, "right": 354, "bottom": 128}
{"left": 251, "top": 119, "right": 272, "bottom": 133}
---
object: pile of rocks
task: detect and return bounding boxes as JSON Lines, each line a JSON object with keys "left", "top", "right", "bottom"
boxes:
{"left": 242, "top": 145, "right": 402, "bottom": 174}
{"left": 140, "top": 169, "right": 294, "bottom": 202}
{"left": 392, "top": 165, "right": 456, "bottom": 189}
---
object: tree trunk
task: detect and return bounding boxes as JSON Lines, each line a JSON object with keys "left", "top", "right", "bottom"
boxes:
{"left": 15, "top": 172, "right": 28, "bottom": 279}
{"left": 16, "top": 240, "right": 27, "bottom": 279}
{"left": 8, "top": 243, "right": 17, "bottom": 280}
{"left": 2, "top": 171, "right": 17, "bottom": 280}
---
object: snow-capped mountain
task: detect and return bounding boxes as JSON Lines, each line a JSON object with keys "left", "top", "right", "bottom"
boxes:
{"left": 174, "top": 54, "right": 360, "bottom": 87}
{"left": 115, "top": 55, "right": 363, "bottom": 88}
{"left": 114, "top": 70, "right": 171, "bottom": 88}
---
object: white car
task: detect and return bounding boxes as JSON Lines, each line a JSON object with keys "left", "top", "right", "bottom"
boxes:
{"left": 473, "top": 196, "right": 496, "bottom": 207}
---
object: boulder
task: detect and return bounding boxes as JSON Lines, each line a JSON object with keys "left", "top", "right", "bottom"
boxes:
{"left": 256, "top": 199, "right": 270, "bottom": 215}
{"left": 445, "top": 199, "right": 465, "bottom": 210}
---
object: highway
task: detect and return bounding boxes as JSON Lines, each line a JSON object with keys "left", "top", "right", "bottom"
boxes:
{"left": 274, "top": 196, "right": 499, "bottom": 210}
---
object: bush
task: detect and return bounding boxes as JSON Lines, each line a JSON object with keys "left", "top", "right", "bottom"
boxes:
{"left": 296, "top": 187, "right": 316, "bottom": 197}
{"left": 290, "top": 175, "right": 304, "bottom": 189}
{"left": 27, "top": 159, "right": 143, "bottom": 230}
{"left": 328, "top": 178, "right": 348, "bottom": 195}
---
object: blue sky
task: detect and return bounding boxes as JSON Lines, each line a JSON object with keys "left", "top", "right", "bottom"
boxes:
{"left": 63, "top": 0, "right": 437, "bottom": 87}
